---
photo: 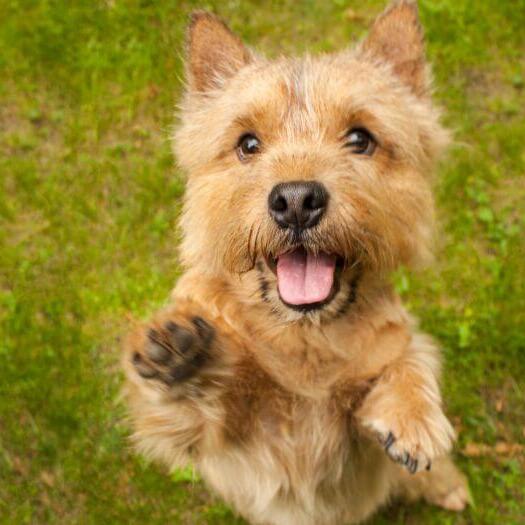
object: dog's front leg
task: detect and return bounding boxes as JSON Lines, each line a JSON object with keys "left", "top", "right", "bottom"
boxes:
{"left": 122, "top": 301, "right": 237, "bottom": 470}
{"left": 355, "top": 334, "right": 455, "bottom": 474}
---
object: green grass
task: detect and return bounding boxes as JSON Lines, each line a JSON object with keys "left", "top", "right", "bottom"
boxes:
{"left": 1, "top": 0, "right": 524, "bottom": 523}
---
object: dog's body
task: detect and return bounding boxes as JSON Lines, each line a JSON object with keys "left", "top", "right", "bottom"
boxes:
{"left": 123, "top": 2, "right": 469, "bottom": 523}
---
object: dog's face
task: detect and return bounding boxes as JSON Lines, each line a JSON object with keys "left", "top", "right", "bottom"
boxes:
{"left": 175, "top": 2, "right": 449, "bottom": 321}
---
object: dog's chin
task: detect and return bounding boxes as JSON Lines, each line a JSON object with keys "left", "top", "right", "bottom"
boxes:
{"left": 265, "top": 247, "right": 345, "bottom": 313}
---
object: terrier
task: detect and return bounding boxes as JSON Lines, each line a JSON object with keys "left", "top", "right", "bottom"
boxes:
{"left": 123, "top": 2, "right": 470, "bottom": 523}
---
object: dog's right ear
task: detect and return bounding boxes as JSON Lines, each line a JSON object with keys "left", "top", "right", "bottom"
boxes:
{"left": 185, "top": 12, "right": 252, "bottom": 93}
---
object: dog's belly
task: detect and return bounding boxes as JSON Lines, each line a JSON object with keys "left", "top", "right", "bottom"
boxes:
{"left": 198, "top": 401, "right": 392, "bottom": 525}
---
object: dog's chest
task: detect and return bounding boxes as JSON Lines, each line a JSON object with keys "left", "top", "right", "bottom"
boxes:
{"left": 199, "top": 395, "right": 358, "bottom": 516}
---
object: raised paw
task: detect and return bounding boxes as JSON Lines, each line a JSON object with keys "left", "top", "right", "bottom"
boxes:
{"left": 362, "top": 407, "right": 455, "bottom": 475}
{"left": 132, "top": 316, "right": 215, "bottom": 386}
{"left": 357, "top": 397, "right": 454, "bottom": 475}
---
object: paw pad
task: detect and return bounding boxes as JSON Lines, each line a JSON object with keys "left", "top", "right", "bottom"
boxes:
{"left": 132, "top": 317, "right": 215, "bottom": 385}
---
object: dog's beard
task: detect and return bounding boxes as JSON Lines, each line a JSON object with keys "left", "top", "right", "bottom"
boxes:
{"left": 217, "top": 208, "right": 414, "bottom": 317}
{"left": 222, "top": 212, "right": 397, "bottom": 278}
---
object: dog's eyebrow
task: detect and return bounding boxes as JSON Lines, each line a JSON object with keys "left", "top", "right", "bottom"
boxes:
{"left": 229, "top": 112, "right": 279, "bottom": 144}
{"left": 339, "top": 108, "right": 380, "bottom": 132}
{"left": 232, "top": 115, "right": 257, "bottom": 131}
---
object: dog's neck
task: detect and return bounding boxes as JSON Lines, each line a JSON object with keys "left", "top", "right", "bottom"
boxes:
{"left": 175, "top": 268, "right": 410, "bottom": 395}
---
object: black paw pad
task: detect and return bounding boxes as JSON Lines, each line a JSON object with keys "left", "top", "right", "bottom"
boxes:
{"left": 133, "top": 317, "right": 215, "bottom": 385}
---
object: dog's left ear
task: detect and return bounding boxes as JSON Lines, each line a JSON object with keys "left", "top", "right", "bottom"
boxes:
{"left": 185, "top": 11, "right": 253, "bottom": 92}
{"left": 361, "top": 1, "right": 429, "bottom": 96}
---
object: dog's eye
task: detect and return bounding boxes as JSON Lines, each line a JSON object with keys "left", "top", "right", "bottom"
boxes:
{"left": 237, "top": 133, "right": 261, "bottom": 161}
{"left": 345, "top": 128, "right": 376, "bottom": 155}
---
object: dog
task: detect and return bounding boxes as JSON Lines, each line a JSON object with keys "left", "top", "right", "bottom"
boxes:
{"left": 122, "top": 2, "right": 470, "bottom": 523}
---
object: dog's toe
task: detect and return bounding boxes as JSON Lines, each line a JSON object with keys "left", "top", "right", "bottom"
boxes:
{"left": 133, "top": 352, "right": 159, "bottom": 379}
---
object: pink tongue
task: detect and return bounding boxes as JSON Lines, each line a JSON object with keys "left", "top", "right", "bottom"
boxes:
{"left": 277, "top": 249, "right": 336, "bottom": 305}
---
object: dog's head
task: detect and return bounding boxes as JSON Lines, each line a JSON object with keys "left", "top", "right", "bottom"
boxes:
{"left": 174, "top": 1, "right": 449, "bottom": 321}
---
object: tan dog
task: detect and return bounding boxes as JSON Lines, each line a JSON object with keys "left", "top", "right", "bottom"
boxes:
{"left": 123, "top": 2, "right": 470, "bottom": 523}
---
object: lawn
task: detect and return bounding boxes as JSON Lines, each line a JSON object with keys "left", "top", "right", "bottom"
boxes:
{"left": 0, "top": 0, "right": 524, "bottom": 523}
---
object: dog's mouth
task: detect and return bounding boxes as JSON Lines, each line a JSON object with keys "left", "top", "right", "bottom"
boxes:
{"left": 267, "top": 247, "right": 342, "bottom": 311}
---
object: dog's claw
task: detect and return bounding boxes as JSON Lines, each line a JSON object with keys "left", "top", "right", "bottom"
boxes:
{"left": 376, "top": 430, "right": 430, "bottom": 474}
{"left": 383, "top": 431, "right": 396, "bottom": 451}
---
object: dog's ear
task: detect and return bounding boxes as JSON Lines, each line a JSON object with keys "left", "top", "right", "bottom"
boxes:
{"left": 362, "top": 1, "right": 429, "bottom": 96}
{"left": 185, "top": 11, "right": 252, "bottom": 92}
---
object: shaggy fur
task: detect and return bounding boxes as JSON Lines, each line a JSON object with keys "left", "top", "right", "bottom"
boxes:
{"left": 123, "top": 2, "right": 470, "bottom": 523}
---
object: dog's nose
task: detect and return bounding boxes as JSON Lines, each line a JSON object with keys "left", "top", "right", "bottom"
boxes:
{"left": 268, "top": 181, "right": 328, "bottom": 229}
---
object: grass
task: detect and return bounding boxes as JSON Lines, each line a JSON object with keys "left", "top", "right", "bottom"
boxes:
{"left": 0, "top": 0, "right": 524, "bottom": 523}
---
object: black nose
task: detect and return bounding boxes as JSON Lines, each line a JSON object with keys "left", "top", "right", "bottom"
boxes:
{"left": 268, "top": 181, "right": 328, "bottom": 230}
